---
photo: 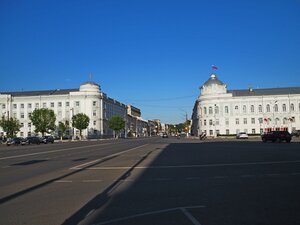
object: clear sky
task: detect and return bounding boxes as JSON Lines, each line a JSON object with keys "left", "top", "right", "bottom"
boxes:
{"left": 1, "top": 0, "right": 300, "bottom": 124}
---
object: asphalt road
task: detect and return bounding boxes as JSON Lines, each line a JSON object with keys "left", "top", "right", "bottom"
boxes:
{"left": 0, "top": 137, "right": 300, "bottom": 225}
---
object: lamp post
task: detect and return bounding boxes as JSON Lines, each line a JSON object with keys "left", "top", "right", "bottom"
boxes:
{"left": 214, "top": 104, "right": 217, "bottom": 138}
{"left": 70, "top": 108, "right": 74, "bottom": 140}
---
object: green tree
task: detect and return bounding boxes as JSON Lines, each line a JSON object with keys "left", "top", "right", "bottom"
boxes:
{"left": 108, "top": 116, "right": 125, "bottom": 138}
{"left": 72, "top": 113, "right": 90, "bottom": 140}
{"left": 58, "top": 120, "right": 69, "bottom": 141}
{"left": 30, "top": 108, "right": 56, "bottom": 136}
{"left": 0, "top": 117, "right": 21, "bottom": 138}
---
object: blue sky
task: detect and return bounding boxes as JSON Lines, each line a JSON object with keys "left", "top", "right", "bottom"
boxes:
{"left": 1, "top": 0, "right": 300, "bottom": 124}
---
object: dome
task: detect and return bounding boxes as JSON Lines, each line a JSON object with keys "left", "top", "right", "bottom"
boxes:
{"left": 203, "top": 74, "right": 224, "bottom": 86}
{"left": 79, "top": 81, "right": 101, "bottom": 93}
{"left": 200, "top": 74, "right": 227, "bottom": 95}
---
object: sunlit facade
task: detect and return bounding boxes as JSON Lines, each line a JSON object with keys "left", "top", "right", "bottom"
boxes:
{"left": 0, "top": 82, "right": 127, "bottom": 138}
{"left": 192, "top": 74, "right": 300, "bottom": 137}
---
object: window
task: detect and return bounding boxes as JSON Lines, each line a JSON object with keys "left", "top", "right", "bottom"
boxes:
{"left": 209, "top": 107, "right": 213, "bottom": 114}
{"left": 216, "top": 119, "right": 219, "bottom": 125}
{"left": 243, "top": 118, "right": 247, "bottom": 124}
{"left": 93, "top": 110, "right": 96, "bottom": 116}
{"left": 93, "top": 121, "right": 96, "bottom": 126}
{"left": 28, "top": 113, "right": 31, "bottom": 119}
{"left": 235, "top": 105, "right": 239, "bottom": 111}
{"left": 13, "top": 104, "right": 17, "bottom": 109}
{"left": 251, "top": 118, "right": 255, "bottom": 124}
{"left": 28, "top": 123, "right": 31, "bottom": 127}
{"left": 266, "top": 104, "right": 270, "bottom": 112}
{"left": 66, "top": 102, "right": 70, "bottom": 107}
{"left": 43, "top": 103, "right": 47, "bottom": 108}
{"left": 93, "top": 101, "right": 97, "bottom": 106}
{"left": 209, "top": 120, "right": 213, "bottom": 125}
{"left": 20, "top": 123, "right": 24, "bottom": 127}
{"left": 21, "top": 113, "right": 24, "bottom": 119}
{"left": 28, "top": 103, "right": 32, "bottom": 108}
{"left": 21, "top": 104, "right": 24, "bottom": 109}
{"left": 58, "top": 102, "right": 62, "bottom": 107}
{"left": 2, "top": 104, "right": 5, "bottom": 109}
{"left": 250, "top": 105, "right": 254, "bottom": 113}
{"left": 225, "top": 106, "right": 229, "bottom": 114}
{"left": 236, "top": 118, "right": 239, "bottom": 125}
{"left": 209, "top": 130, "right": 213, "bottom": 135}
{"left": 252, "top": 129, "right": 255, "bottom": 134}
{"left": 258, "top": 118, "right": 263, "bottom": 124}
{"left": 35, "top": 103, "right": 39, "bottom": 108}
{"left": 75, "top": 101, "right": 80, "bottom": 107}
{"left": 243, "top": 105, "right": 246, "bottom": 113}
{"left": 20, "top": 132, "right": 24, "bottom": 137}
{"left": 226, "top": 129, "right": 230, "bottom": 135}
{"left": 274, "top": 104, "right": 278, "bottom": 112}
{"left": 282, "top": 104, "right": 286, "bottom": 112}
{"left": 204, "top": 107, "right": 207, "bottom": 115}
{"left": 50, "top": 102, "right": 54, "bottom": 107}
{"left": 215, "top": 106, "right": 219, "bottom": 114}
{"left": 291, "top": 103, "right": 294, "bottom": 111}
{"left": 258, "top": 105, "right": 262, "bottom": 113}
{"left": 225, "top": 118, "right": 229, "bottom": 125}
{"left": 204, "top": 120, "right": 206, "bottom": 125}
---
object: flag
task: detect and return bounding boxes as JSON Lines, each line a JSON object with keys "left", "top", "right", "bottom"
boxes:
{"left": 90, "top": 73, "right": 92, "bottom": 80}
{"left": 212, "top": 65, "right": 218, "bottom": 70}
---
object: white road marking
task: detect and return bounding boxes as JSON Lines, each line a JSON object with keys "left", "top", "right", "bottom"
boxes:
{"left": 54, "top": 180, "right": 73, "bottom": 183}
{"left": 0, "top": 143, "right": 111, "bottom": 160}
{"left": 87, "top": 159, "right": 300, "bottom": 170}
{"left": 92, "top": 205, "right": 206, "bottom": 225}
{"left": 181, "top": 207, "right": 202, "bottom": 225}
{"left": 70, "top": 144, "right": 149, "bottom": 170}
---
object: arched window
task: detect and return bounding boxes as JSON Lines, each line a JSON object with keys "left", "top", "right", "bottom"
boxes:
{"left": 235, "top": 105, "right": 239, "bottom": 111}
{"left": 282, "top": 104, "right": 286, "bottom": 112}
{"left": 225, "top": 106, "right": 229, "bottom": 114}
{"left": 258, "top": 105, "right": 262, "bottom": 113}
{"left": 266, "top": 104, "right": 270, "bottom": 112}
{"left": 209, "top": 107, "right": 213, "bottom": 114}
{"left": 243, "top": 105, "right": 247, "bottom": 113}
{"left": 204, "top": 107, "right": 207, "bottom": 115}
{"left": 215, "top": 106, "right": 219, "bottom": 114}
{"left": 274, "top": 104, "right": 278, "bottom": 112}
{"left": 291, "top": 103, "right": 294, "bottom": 111}
{"left": 250, "top": 105, "right": 254, "bottom": 113}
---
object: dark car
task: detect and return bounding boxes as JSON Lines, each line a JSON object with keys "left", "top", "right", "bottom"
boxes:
{"left": 26, "top": 136, "right": 41, "bottom": 145}
{"left": 42, "top": 135, "right": 54, "bottom": 144}
{"left": 162, "top": 133, "right": 168, "bottom": 138}
{"left": 6, "top": 137, "right": 26, "bottom": 146}
{"left": 261, "top": 131, "right": 292, "bottom": 143}
{"left": 291, "top": 130, "right": 300, "bottom": 137}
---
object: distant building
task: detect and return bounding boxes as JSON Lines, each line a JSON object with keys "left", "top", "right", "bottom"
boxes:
{"left": 192, "top": 73, "right": 300, "bottom": 137}
{"left": 127, "top": 105, "right": 148, "bottom": 137}
{"left": 0, "top": 82, "right": 127, "bottom": 138}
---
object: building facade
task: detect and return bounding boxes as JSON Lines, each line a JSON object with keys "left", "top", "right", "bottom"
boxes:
{"left": 0, "top": 82, "right": 127, "bottom": 138}
{"left": 127, "top": 105, "right": 148, "bottom": 137}
{"left": 192, "top": 74, "right": 300, "bottom": 137}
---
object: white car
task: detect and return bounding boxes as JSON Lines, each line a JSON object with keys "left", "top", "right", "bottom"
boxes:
{"left": 236, "top": 132, "right": 248, "bottom": 139}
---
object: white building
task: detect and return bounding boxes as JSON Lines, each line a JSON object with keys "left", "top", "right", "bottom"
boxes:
{"left": 0, "top": 81, "right": 127, "bottom": 138}
{"left": 192, "top": 73, "right": 300, "bottom": 137}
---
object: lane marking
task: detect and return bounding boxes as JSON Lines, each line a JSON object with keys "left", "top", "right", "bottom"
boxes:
{"left": 54, "top": 180, "right": 73, "bottom": 183}
{"left": 70, "top": 144, "right": 149, "bottom": 170}
{"left": 0, "top": 143, "right": 111, "bottom": 160}
{"left": 181, "top": 208, "right": 202, "bottom": 225}
{"left": 87, "top": 160, "right": 300, "bottom": 170}
{"left": 92, "top": 205, "right": 206, "bottom": 225}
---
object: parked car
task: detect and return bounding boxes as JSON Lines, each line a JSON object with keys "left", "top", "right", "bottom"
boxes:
{"left": 25, "top": 136, "right": 42, "bottom": 144}
{"left": 261, "top": 131, "right": 292, "bottom": 143}
{"left": 6, "top": 137, "right": 27, "bottom": 146}
{"left": 236, "top": 132, "right": 248, "bottom": 139}
{"left": 291, "top": 130, "right": 300, "bottom": 137}
{"left": 162, "top": 133, "right": 168, "bottom": 138}
{"left": 41, "top": 135, "right": 54, "bottom": 144}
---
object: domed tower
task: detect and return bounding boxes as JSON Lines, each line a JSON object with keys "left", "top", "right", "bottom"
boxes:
{"left": 200, "top": 73, "right": 227, "bottom": 96}
{"left": 79, "top": 81, "right": 101, "bottom": 93}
